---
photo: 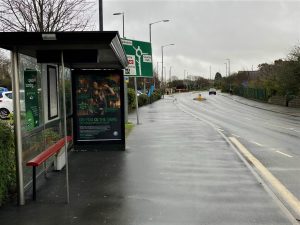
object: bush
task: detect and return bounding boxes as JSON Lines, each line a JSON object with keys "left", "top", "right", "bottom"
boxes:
{"left": 127, "top": 88, "right": 136, "bottom": 109}
{"left": 0, "top": 120, "right": 16, "bottom": 206}
{"left": 127, "top": 88, "right": 161, "bottom": 111}
{"left": 138, "top": 94, "right": 148, "bottom": 107}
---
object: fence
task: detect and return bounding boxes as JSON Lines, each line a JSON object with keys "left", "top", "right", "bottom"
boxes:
{"left": 233, "top": 86, "right": 268, "bottom": 102}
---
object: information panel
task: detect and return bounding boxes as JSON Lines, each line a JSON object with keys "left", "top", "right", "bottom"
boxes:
{"left": 74, "top": 71, "right": 123, "bottom": 142}
{"left": 24, "top": 70, "right": 39, "bottom": 131}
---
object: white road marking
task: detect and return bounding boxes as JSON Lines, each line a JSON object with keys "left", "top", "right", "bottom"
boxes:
{"left": 245, "top": 117, "right": 252, "bottom": 121}
{"left": 276, "top": 151, "right": 293, "bottom": 158}
{"left": 231, "top": 134, "right": 240, "bottom": 138}
{"left": 251, "top": 141, "right": 263, "bottom": 147}
{"left": 229, "top": 137, "right": 300, "bottom": 219}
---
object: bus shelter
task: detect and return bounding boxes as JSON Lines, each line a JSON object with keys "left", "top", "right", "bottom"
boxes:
{"left": 0, "top": 32, "right": 128, "bottom": 205}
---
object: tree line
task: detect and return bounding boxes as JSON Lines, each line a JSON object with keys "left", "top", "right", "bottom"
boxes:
{"left": 216, "top": 46, "right": 300, "bottom": 98}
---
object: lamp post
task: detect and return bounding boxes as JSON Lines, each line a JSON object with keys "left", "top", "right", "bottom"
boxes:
{"left": 149, "top": 20, "right": 169, "bottom": 90}
{"left": 149, "top": 20, "right": 170, "bottom": 43}
{"left": 226, "top": 58, "right": 231, "bottom": 92}
{"left": 161, "top": 44, "right": 174, "bottom": 86}
{"left": 113, "top": 12, "right": 125, "bottom": 37}
{"left": 99, "top": 0, "right": 103, "bottom": 31}
{"left": 226, "top": 58, "right": 230, "bottom": 76}
{"left": 113, "top": 12, "right": 129, "bottom": 123}
{"left": 161, "top": 44, "right": 174, "bottom": 97}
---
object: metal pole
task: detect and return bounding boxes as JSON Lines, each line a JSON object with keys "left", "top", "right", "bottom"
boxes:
{"left": 210, "top": 65, "right": 211, "bottom": 80}
{"left": 149, "top": 24, "right": 154, "bottom": 91}
{"left": 11, "top": 50, "right": 25, "bottom": 205}
{"left": 149, "top": 24, "right": 152, "bottom": 43}
{"left": 99, "top": 0, "right": 103, "bottom": 31}
{"left": 161, "top": 46, "right": 164, "bottom": 98}
{"left": 228, "top": 59, "right": 230, "bottom": 76}
{"left": 134, "top": 77, "right": 140, "bottom": 124}
{"left": 121, "top": 13, "right": 128, "bottom": 123}
{"left": 122, "top": 13, "right": 125, "bottom": 37}
{"left": 61, "top": 51, "right": 70, "bottom": 204}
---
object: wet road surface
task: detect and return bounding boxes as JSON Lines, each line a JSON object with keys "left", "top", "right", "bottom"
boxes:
{"left": 175, "top": 92, "right": 300, "bottom": 204}
{"left": 0, "top": 96, "right": 297, "bottom": 225}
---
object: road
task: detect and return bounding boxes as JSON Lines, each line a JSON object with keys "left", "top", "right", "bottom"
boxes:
{"left": 175, "top": 91, "right": 300, "bottom": 213}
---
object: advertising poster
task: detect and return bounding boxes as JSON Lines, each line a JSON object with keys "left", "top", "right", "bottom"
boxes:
{"left": 24, "top": 70, "right": 39, "bottom": 131}
{"left": 74, "top": 71, "right": 123, "bottom": 142}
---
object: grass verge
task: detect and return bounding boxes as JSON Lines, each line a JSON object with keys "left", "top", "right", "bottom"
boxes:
{"left": 125, "top": 122, "right": 134, "bottom": 138}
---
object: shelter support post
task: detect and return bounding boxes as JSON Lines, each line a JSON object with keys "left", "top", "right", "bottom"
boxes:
{"left": 11, "top": 50, "right": 25, "bottom": 205}
{"left": 61, "top": 51, "right": 70, "bottom": 203}
{"left": 134, "top": 77, "right": 140, "bottom": 125}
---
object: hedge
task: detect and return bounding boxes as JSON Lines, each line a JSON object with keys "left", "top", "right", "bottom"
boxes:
{"left": 0, "top": 120, "right": 16, "bottom": 206}
{"left": 127, "top": 88, "right": 161, "bottom": 111}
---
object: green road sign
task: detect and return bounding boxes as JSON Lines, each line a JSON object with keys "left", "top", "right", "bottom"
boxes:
{"left": 122, "top": 38, "right": 153, "bottom": 77}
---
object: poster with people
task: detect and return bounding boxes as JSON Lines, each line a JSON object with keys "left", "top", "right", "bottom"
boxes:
{"left": 74, "top": 71, "right": 123, "bottom": 141}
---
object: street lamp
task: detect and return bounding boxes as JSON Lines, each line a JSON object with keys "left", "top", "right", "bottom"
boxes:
{"left": 226, "top": 58, "right": 231, "bottom": 92}
{"left": 113, "top": 12, "right": 125, "bottom": 38}
{"left": 149, "top": 19, "right": 170, "bottom": 43}
{"left": 161, "top": 44, "right": 175, "bottom": 88}
{"left": 149, "top": 19, "right": 169, "bottom": 89}
{"left": 226, "top": 58, "right": 230, "bottom": 76}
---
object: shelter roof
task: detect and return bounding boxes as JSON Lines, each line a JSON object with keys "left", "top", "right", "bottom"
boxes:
{"left": 0, "top": 31, "right": 128, "bottom": 69}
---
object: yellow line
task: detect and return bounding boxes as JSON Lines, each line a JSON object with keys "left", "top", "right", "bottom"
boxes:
{"left": 229, "top": 136, "right": 300, "bottom": 218}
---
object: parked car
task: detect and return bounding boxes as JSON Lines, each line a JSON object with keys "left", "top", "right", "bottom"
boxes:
{"left": 0, "top": 91, "right": 13, "bottom": 119}
{"left": 136, "top": 90, "right": 145, "bottom": 96}
{"left": 0, "top": 87, "right": 8, "bottom": 98}
{"left": 208, "top": 88, "right": 217, "bottom": 95}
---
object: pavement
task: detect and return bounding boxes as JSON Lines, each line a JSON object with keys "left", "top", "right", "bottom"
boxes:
{"left": 219, "top": 92, "right": 300, "bottom": 117}
{"left": 0, "top": 96, "right": 297, "bottom": 225}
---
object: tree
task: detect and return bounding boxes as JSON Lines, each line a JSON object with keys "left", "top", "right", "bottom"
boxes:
{"left": 214, "top": 72, "right": 222, "bottom": 88}
{"left": 214, "top": 72, "right": 222, "bottom": 81}
{"left": 0, "top": 50, "right": 11, "bottom": 89}
{"left": 0, "top": 0, "right": 95, "bottom": 32}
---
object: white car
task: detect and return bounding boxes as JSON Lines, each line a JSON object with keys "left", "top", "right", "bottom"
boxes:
{"left": 208, "top": 88, "right": 217, "bottom": 95}
{"left": 0, "top": 91, "right": 13, "bottom": 119}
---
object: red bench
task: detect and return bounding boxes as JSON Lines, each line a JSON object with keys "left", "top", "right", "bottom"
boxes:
{"left": 26, "top": 136, "right": 72, "bottom": 200}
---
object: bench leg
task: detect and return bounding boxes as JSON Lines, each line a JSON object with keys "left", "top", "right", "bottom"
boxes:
{"left": 32, "top": 167, "right": 36, "bottom": 201}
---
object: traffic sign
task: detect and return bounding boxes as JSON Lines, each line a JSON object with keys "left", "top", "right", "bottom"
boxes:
{"left": 122, "top": 38, "right": 153, "bottom": 77}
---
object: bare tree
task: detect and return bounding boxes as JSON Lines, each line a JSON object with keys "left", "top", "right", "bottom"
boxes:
{"left": 0, "top": 0, "right": 95, "bottom": 32}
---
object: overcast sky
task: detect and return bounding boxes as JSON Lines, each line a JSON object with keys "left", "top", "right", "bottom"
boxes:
{"left": 96, "top": 0, "right": 300, "bottom": 79}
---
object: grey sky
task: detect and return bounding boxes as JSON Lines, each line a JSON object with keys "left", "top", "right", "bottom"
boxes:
{"left": 98, "top": 0, "right": 300, "bottom": 79}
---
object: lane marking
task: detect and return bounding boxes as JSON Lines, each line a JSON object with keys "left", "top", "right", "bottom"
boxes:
{"left": 251, "top": 141, "right": 263, "bottom": 147}
{"left": 176, "top": 99, "right": 299, "bottom": 223}
{"left": 276, "top": 151, "right": 293, "bottom": 158}
{"left": 231, "top": 133, "right": 240, "bottom": 138}
{"left": 229, "top": 137, "right": 300, "bottom": 219}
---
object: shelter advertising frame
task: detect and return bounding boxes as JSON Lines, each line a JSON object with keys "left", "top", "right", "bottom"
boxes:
{"left": 72, "top": 69, "right": 125, "bottom": 151}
